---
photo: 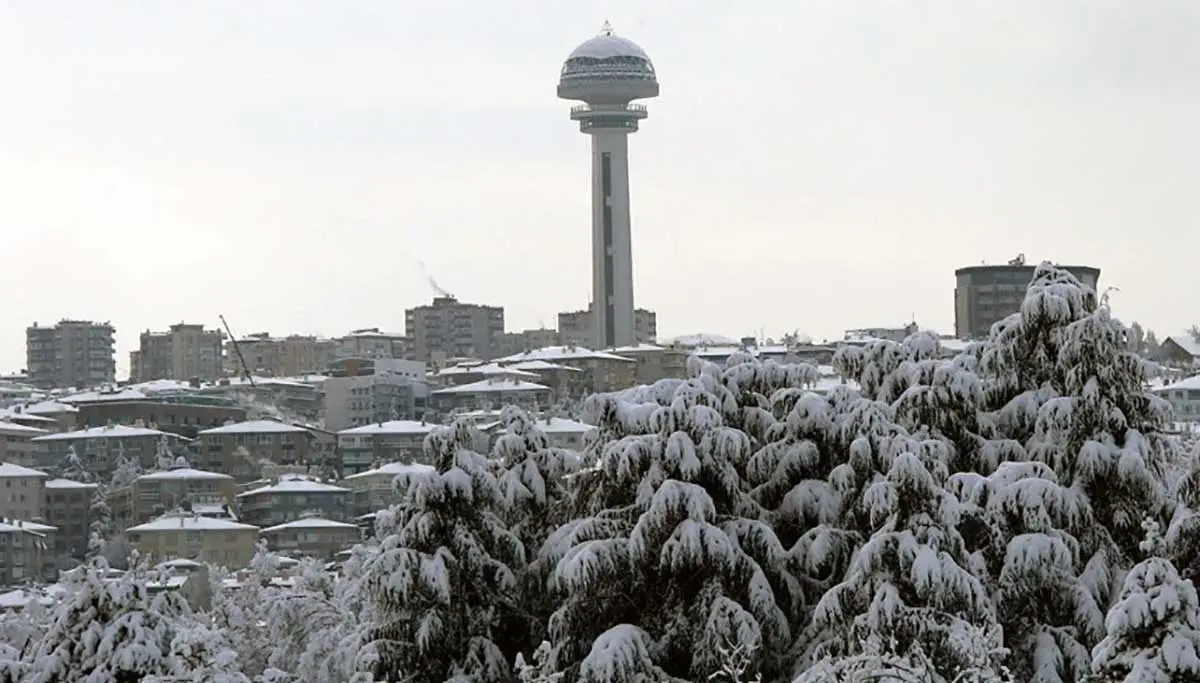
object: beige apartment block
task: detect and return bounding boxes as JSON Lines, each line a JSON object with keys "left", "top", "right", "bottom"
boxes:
{"left": 558, "top": 305, "right": 657, "bottom": 349}
{"left": 259, "top": 517, "right": 360, "bottom": 560}
{"left": 405, "top": 296, "right": 505, "bottom": 362}
{"left": 0, "top": 463, "right": 47, "bottom": 522}
{"left": 495, "top": 346, "right": 637, "bottom": 396}
{"left": 132, "top": 323, "right": 225, "bottom": 383}
{"left": 224, "top": 333, "right": 336, "bottom": 377}
{"left": 108, "top": 467, "right": 236, "bottom": 530}
{"left": 340, "top": 461, "right": 434, "bottom": 517}
{"left": 43, "top": 478, "right": 97, "bottom": 563}
{"left": 32, "top": 425, "right": 192, "bottom": 483}
{"left": 610, "top": 343, "right": 689, "bottom": 384}
{"left": 431, "top": 378, "right": 553, "bottom": 414}
{"left": 125, "top": 513, "right": 259, "bottom": 568}
{"left": 25, "top": 319, "right": 117, "bottom": 390}
{"left": 0, "top": 521, "right": 47, "bottom": 587}
{"left": 196, "top": 420, "right": 314, "bottom": 482}
{"left": 0, "top": 422, "right": 48, "bottom": 468}
{"left": 235, "top": 475, "right": 350, "bottom": 529}
{"left": 16, "top": 401, "right": 79, "bottom": 433}
{"left": 336, "top": 328, "right": 412, "bottom": 360}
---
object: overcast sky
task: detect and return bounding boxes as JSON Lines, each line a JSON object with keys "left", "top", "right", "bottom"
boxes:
{"left": 2, "top": 1, "right": 1197, "bottom": 375}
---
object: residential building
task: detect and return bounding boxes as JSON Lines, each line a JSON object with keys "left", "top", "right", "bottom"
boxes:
{"left": 125, "top": 513, "right": 259, "bottom": 568}
{"left": 43, "top": 478, "right": 96, "bottom": 565}
{"left": 131, "top": 323, "right": 225, "bottom": 383}
{"left": 72, "top": 395, "right": 246, "bottom": 440}
{"left": 25, "top": 320, "right": 117, "bottom": 389}
{"left": 336, "top": 421, "right": 439, "bottom": 476}
{"left": 259, "top": 517, "right": 360, "bottom": 560}
{"left": 609, "top": 343, "right": 689, "bottom": 384}
{"left": 31, "top": 425, "right": 191, "bottom": 483}
{"left": 1154, "top": 375, "right": 1200, "bottom": 422}
{"left": 1158, "top": 335, "right": 1200, "bottom": 368}
{"left": 341, "top": 462, "right": 434, "bottom": 516}
{"left": 492, "top": 328, "right": 562, "bottom": 359}
{"left": 199, "top": 376, "right": 325, "bottom": 421}
{"left": 234, "top": 474, "right": 350, "bottom": 528}
{"left": 0, "top": 422, "right": 48, "bottom": 468}
{"left": 196, "top": 421, "right": 314, "bottom": 483}
{"left": 336, "top": 329, "right": 412, "bottom": 361}
{"left": 0, "top": 463, "right": 47, "bottom": 522}
{"left": 224, "top": 333, "right": 337, "bottom": 377}
{"left": 954, "top": 256, "right": 1101, "bottom": 340}
{"left": 0, "top": 519, "right": 57, "bottom": 581}
{"left": 431, "top": 378, "right": 553, "bottom": 415}
{"left": 558, "top": 304, "right": 657, "bottom": 348}
{"left": 431, "top": 362, "right": 542, "bottom": 389}
{"left": 405, "top": 296, "right": 505, "bottom": 362}
{"left": 13, "top": 401, "right": 78, "bottom": 432}
{"left": 495, "top": 346, "right": 637, "bottom": 396}
{"left": 0, "top": 521, "right": 47, "bottom": 587}
{"left": 323, "top": 358, "right": 428, "bottom": 431}
{"left": 107, "top": 468, "right": 236, "bottom": 530}
{"left": 498, "top": 416, "right": 595, "bottom": 450}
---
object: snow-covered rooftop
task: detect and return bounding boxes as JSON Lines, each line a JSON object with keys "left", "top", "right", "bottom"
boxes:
{"left": 128, "top": 514, "right": 258, "bottom": 532}
{"left": 567, "top": 29, "right": 651, "bottom": 61}
{"left": 506, "top": 359, "right": 584, "bottom": 373}
{"left": 1156, "top": 375, "right": 1200, "bottom": 392}
{"left": 260, "top": 517, "right": 359, "bottom": 533}
{"left": 59, "top": 387, "right": 149, "bottom": 404}
{"left": 44, "top": 478, "right": 98, "bottom": 490}
{"left": 19, "top": 400, "right": 78, "bottom": 414}
{"left": 507, "top": 417, "right": 595, "bottom": 434}
{"left": 433, "top": 378, "right": 551, "bottom": 394}
{"left": 0, "top": 409, "right": 57, "bottom": 424}
{"left": 495, "top": 345, "right": 633, "bottom": 364}
{"left": 32, "top": 424, "right": 190, "bottom": 442}
{"left": 0, "top": 420, "right": 48, "bottom": 435}
{"left": 665, "top": 333, "right": 739, "bottom": 348}
{"left": 435, "top": 363, "right": 540, "bottom": 379}
{"left": 237, "top": 474, "right": 349, "bottom": 497}
{"left": 0, "top": 462, "right": 47, "bottom": 478}
{"left": 0, "top": 587, "right": 57, "bottom": 610}
{"left": 341, "top": 462, "right": 435, "bottom": 481}
{"left": 136, "top": 468, "right": 233, "bottom": 482}
{"left": 608, "top": 343, "right": 665, "bottom": 353}
{"left": 1165, "top": 335, "right": 1200, "bottom": 357}
{"left": 337, "top": 420, "right": 438, "bottom": 436}
{"left": 198, "top": 420, "right": 309, "bottom": 435}
{"left": 0, "top": 518, "right": 55, "bottom": 533}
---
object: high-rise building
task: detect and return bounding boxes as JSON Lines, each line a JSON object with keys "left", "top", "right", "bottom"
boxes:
{"left": 558, "top": 304, "right": 657, "bottom": 348}
{"left": 404, "top": 296, "right": 504, "bottom": 362}
{"left": 131, "top": 323, "right": 224, "bottom": 383}
{"left": 25, "top": 320, "right": 117, "bottom": 389}
{"left": 954, "top": 255, "right": 1100, "bottom": 340}
{"left": 223, "top": 333, "right": 336, "bottom": 378}
{"left": 558, "top": 22, "right": 659, "bottom": 349}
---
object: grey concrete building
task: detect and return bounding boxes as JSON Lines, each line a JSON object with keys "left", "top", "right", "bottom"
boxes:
{"left": 323, "top": 358, "right": 427, "bottom": 432}
{"left": 0, "top": 520, "right": 47, "bottom": 587}
{"left": 131, "top": 323, "right": 224, "bottom": 383}
{"left": 25, "top": 320, "right": 117, "bottom": 389}
{"left": 405, "top": 296, "right": 504, "bottom": 362}
{"left": 234, "top": 474, "right": 350, "bottom": 529}
{"left": 195, "top": 421, "right": 315, "bottom": 483}
{"left": 42, "top": 478, "right": 97, "bottom": 565}
{"left": 954, "top": 257, "right": 1100, "bottom": 340}
{"left": 558, "top": 305, "right": 658, "bottom": 348}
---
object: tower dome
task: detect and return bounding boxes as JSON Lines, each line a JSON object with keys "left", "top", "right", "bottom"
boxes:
{"left": 558, "top": 22, "right": 659, "bottom": 104}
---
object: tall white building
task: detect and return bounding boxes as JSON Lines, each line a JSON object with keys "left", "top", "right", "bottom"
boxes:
{"left": 322, "top": 358, "right": 428, "bottom": 432}
{"left": 557, "top": 22, "right": 659, "bottom": 349}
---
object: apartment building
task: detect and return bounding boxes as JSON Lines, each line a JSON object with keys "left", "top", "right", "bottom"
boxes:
{"left": 224, "top": 333, "right": 337, "bottom": 377}
{"left": 0, "top": 463, "right": 47, "bottom": 522}
{"left": 323, "top": 358, "right": 428, "bottom": 431}
{"left": 341, "top": 462, "right": 434, "bottom": 517}
{"left": 0, "top": 520, "right": 47, "bottom": 587}
{"left": 125, "top": 513, "right": 259, "bottom": 568}
{"left": 954, "top": 255, "right": 1101, "bottom": 340}
{"left": 195, "top": 421, "right": 314, "bottom": 482}
{"left": 25, "top": 320, "right": 117, "bottom": 389}
{"left": 495, "top": 346, "right": 637, "bottom": 396}
{"left": 558, "top": 304, "right": 657, "bottom": 348}
{"left": 336, "top": 421, "right": 439, "bottom": 476}
{"left": 43, "top": 478, "right": 96, "bottom": 564}
{"left": 0, "top": 422, "right": 48, "bottom": 468}
{"left": 73, "top": 396, "right": 246, "bottom": 440}
{"left": 336, "top": 329, "right": 412, "bottom": 361}
{"left": 31, "top": 425, "right": 191, "bottom": 483}
{"left": 107, "top": 468, "right": 235, "bottom": 530}
{"left": 492, "top": 328, "right": 562, "bottom": 359}
{"left": 609, "top": 343, "right": 689, "bottom": 384}
{"left": 259, "top": 517, "right": 360, "bottom": 560}
{"left": 131, "top": 323, "right": 224, "bottom": 383}
{"left": 405, "top": 296, "right": 505, "bottom": 362}
{"left": 431, "top": 378, "right": 553, "bottom": 414}
{"left": 14, "top": 401, "right": 78, "bottom": 433}
{"left": 235, "top": 474, "right": 350, "bottom": 528}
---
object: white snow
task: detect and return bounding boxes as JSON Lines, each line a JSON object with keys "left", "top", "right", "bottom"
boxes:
{"left": 0, "top": 420, "right": 48, "bottom": 435}
{"left": 494, "top": 345, "right": 634, "bottom": 364}
{"left": 43, "top": 478, "right": 98, "bottom": 490}
{"left": 337, "top": 420, "right": 438, "bottom": 436}
{"left": 32, "top": 424, "right": 189, "bottom": 442}
{"left": 340, "top": 462, "right": 435, "bottom": 481}
{"left": 237, "top": 475, "right": 349, "bottom": 497}
{"left": 127, "top": 514, "right": 258, "bottom": 532}
{"left": 0, "top": 462, "right": 47, "bottom": 478}
{"left": 198, "top": 420, "right": 309, "bottom": 435}
{"left": 260, "top": 518, "right": 359, "bottom": 532}
{"left": 432, "top": 378, "right": 551, "bottom": 394}
{"left": 135, "top": 467, "right": 233, "bottom": 481}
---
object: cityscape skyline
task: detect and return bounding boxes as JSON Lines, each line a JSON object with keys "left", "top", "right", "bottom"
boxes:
{"left": 2, "top": 2, "right": 1197, "bottom": 375}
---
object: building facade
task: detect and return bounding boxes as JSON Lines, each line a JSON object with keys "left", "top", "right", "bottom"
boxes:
{"left": 0, "top": 463, "right": 47, "bottom": 522}
{"left": 259, "top": 518, "right": 360, "bottom": 560}
{"left": 43, "top": 478, "right": 96, "bottom": 565}
{"left": 558, "top": 305, "right": 657, "bottom": 348}
{"left": 335, "top": 329, "right": 413, "bottom": 361}
{"left": 954, "top": 258, "right": 1101, "bottom": 340}
{"left": 323, "top": 358, "right": 428, "bottom": 432}
{"left": 195, "top": 421, "right": 314, "bottom": 483}
{"left": 0, "top": 521, "right": 46, "bottom": 587}
{"left": 125, "top": 513, "right": 258, "bottom": 568}
{"left": 234, "top": 475, "right": 350, "bottom": 529}
{"left": 405, "top": 296, "right": 505, "bottom": 362}
{"left": 25, "top": 320, "right": 117, "bottom": 389}
{"left": 224, "top": 333, "right": 337, "bottom": 377}
{"left": 107, "top": 468, "right": 236, "bottom": 530}
{"left": 131, "top": 323, "right": 224, "bottom": 383}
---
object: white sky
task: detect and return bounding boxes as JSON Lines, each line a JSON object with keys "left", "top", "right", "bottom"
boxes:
{"left": 2, "top": 1, "right": 1198, "bottom": 374}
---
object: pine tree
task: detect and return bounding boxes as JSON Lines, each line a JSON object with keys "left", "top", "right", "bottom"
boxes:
{"left": 86, "top": 489, "right": 112, "bottom": 562}
{"left": 59, "top": 445, "right": 93, "bottom": 484}
{"left": 1088, "top": 521, "right": 1200, "bottom": 681}
{"left": 546, "top": 357, "right": 792, "bottom": 681}
{"left": 110, "top": 451, "right": 142, "bottom": 489}
{"left": 359, "top": 420, "right": 524, "bottom": 682}
{"left": 155, "top": 435, "right": 175, "bottom": 472}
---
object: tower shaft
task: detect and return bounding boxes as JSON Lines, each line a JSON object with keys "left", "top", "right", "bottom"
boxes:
{"left": 588, "top": 129, "right": 635, "bottom": 349}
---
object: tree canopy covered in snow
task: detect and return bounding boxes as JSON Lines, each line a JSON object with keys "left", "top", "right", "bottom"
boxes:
{"left": 6, "top": 262, "right": 1192, "bottom": 682}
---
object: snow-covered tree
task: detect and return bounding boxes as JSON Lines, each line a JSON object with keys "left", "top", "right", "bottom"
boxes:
{"left": 155, "top": 435, "right": 176, "bottom": 471}
{"left": 1088, "top": 521, "right": 1200, "bottom": 681}
{"left": 110, "top": 451, "right": 141, "bottom": 489}
{"left": 59, "top": 445, "right": 93, "bottom": 484}
{"left": 209, "top": 541, "right": 285, "bottom": 679}
{"left": 359, "top": 420, "right": 525, "bottom": 682}
{"left": 546, "top": 357, "right": 792, "bottom": 681}
{"left": 86, "top": 489, "right": 113, "bottom": 562}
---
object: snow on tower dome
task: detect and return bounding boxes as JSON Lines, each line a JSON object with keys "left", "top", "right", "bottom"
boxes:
{"left": 566, "top": 21, "right": 651, "bottom": 61}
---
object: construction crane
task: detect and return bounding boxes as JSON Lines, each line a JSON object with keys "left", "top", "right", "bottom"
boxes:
{"left": 418, "top": 260, "right": 455, "bottom": 300}
{"left": 219, "top": 314, "right": 256, "bottom": 388}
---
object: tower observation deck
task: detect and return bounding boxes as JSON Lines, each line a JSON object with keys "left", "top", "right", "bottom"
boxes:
{"left": 557, "top": 22, "right": 659, "bottom": 350}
